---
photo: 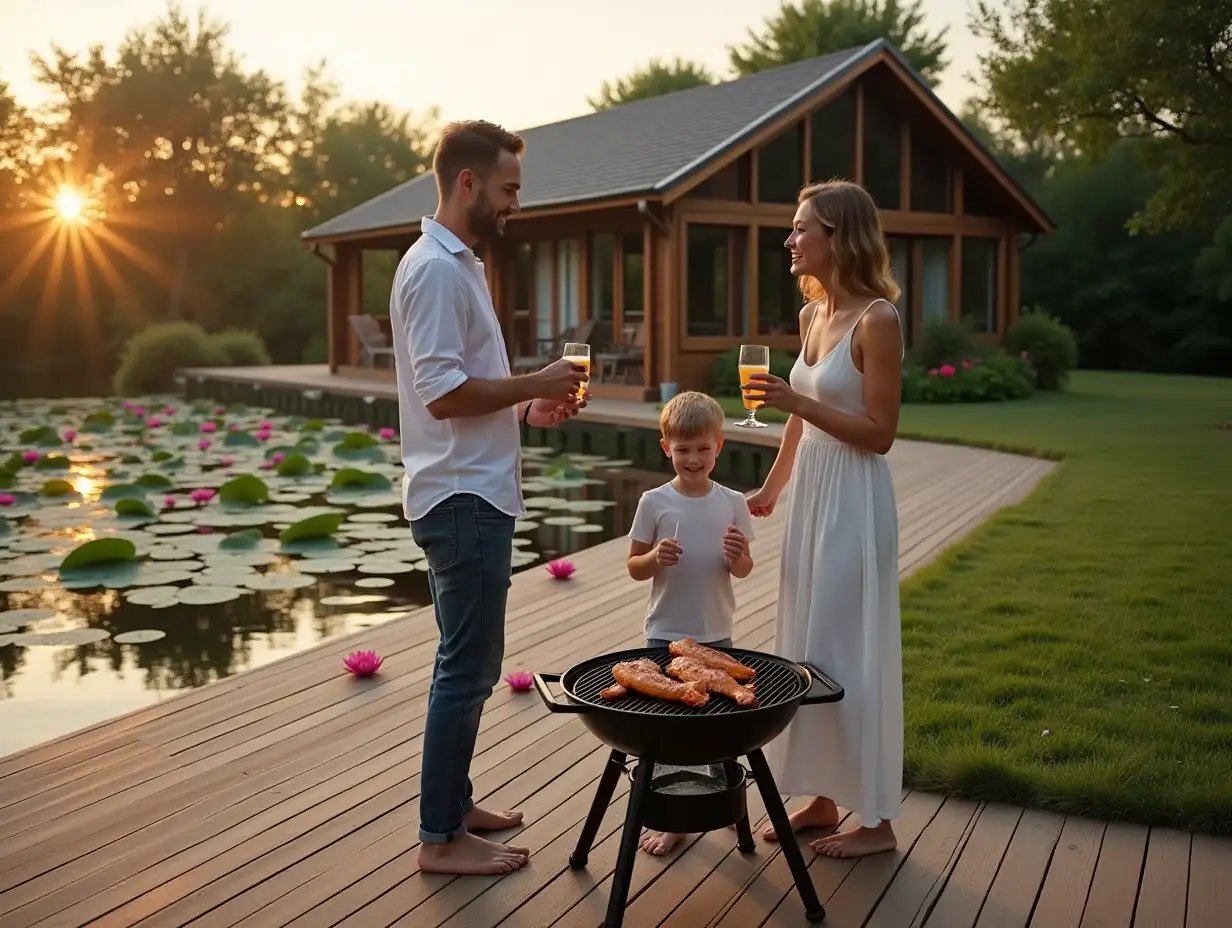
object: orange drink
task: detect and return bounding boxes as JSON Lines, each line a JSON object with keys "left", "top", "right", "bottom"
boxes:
{"left": 739, "top": 364, "right": 769, "bottom": 410}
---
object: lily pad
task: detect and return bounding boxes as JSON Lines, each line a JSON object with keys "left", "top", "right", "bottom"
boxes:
{"left": 115, "top": 497, "right": 156, "bottom": 517}
{"left": 218, "top": 474, "right": 270, "bottom": 505}
{"left": 243, "top": 572, "right": 315, "bottom": 591}
{"left": 295, "top": 559, "right": 356, "bottom": 574}
{"left": 112, "top": 629, "right": 167, "bottom": 644}
{"left": 60, "top": 537, "right": 137, "bottom": 573}
{"left": 319, "top": 594, "right": 389, "bottom": 606}
{"left": 224, "top": 430, "right": 262, "bottom": 448}
{"left": 41, "top": 478, "right": 77, "bottom": 497}
{"left": 357, "top": 560, "right": 414, "bottom": 575}
{"left": 219, "top": 528, "right": 264, "bottom": 550}
{"left": 0, "top": 608, "right": 56, "bottom": 632}
{"left": 543, "top": 515, "right": 586, "bottom": 526}
{"left": 355, "top": 577, "right": 395, "bottom": 589}
{"left": 275, "top": 453, "right": 312, "bottom": 477}
{"left": 279, "top": 512, "right": 345, "bottom": 545}
{"left": 101, "top": 483, "right": 148, "bottom": 501}
{"left": 569, "top": 523, "right": 605, "bottom": 533}
{"left": 176, "top": 585, "right": 249, "bottom": 605}
{"left": 328, "top": 468, "right": 392, "bottom": 493}
{"left": 35, "top": 454, "right": 72, "bottom": 471}
{"left": 135, "top": 473, "right": 174, "bottom": 490}
{"left": 123, "top": 586, "right": 181, "bottom": 607}
{"left": 347, "top": 512, "right": 400, "bottom": 524}
{"left": 10, "top": 628, "right": 112, "bottom": 646}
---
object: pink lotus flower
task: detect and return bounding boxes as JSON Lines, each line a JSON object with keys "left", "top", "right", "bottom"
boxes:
{"left": 190, "top": 487, "right": 216, "bottom": 504}
{"left": 147, "top": 417, "right": 164, "bottom": 428}
{"left": 939, "top": 364, "right": 957, "bottom": 378}
{"left": 198, "top": 439, "right": 211, "bottom": 451}
{"left": 378, "top": 427, "right": 396, "bottom": 441}
{"left": 271, "top": 452, "right": 285, "bottom": 465}
{"left": 260, "top": 421, "right": 272, "bottom": 431}
{"left": 200, "top": 421, "right": 217, "bottom": 434}
{"left": 23, "top": 450, "right": 39, "bottom": 463}
{"left": 220, "top": 456, "right": 234, "bottom": 467}
{"left": 259, "top": 461, "right": 273, "bottom": 470}
{"left": 0, "top": 493, "right": 15, "bottom": 506}
{"left": 215, "top": 405, "right": 227, "bottom": 415}
{"left": 344, "top": 650, "right": 383, "bottom": 677}
{"left": 229, "top": 423, "right": 240, "bottom": 431}
{"left": 121, "top": 400, "right": 133, "bottom": 410}
{"left": 256, "top": 431, "right": 271, "bottom": 442}
{"left": 545, "top": 558, "right": 576, "bottom": 580}
{"left": 63, "top": 428, "right": 77, "bottom": 441}
{"left": 163, "top": 406, "right": 177, "bottom": 416}
{"left": 506, "top": 671, "right": 534, "bottom": 692}
{"left": 163, "top": 495, "right": 177, "bottom": 508}
{"left": 133, "top": 406, "right": 146, "bottom": 418}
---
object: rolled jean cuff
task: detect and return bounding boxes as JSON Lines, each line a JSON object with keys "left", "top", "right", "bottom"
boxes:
{"left": 418, "top": 794, "right": 475, "bottom": 844}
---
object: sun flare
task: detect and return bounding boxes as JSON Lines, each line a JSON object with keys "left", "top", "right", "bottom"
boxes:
{"left": 55, "top": 187, "right": 87, "bottom": 224}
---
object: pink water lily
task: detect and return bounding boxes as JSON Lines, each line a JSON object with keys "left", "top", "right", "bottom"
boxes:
{"left": 0, "top": 493, "right": 15, "bottom": 506}
{"left": 163, "top": 406, "right": 177, "bottom": 416}
{"left": 271, "top": 452, "right": 285, "bottom": 465}
{"left": 378, "top": 427, "right": 396, "bottom": 441}
{"left": 505, "top": 671, "right": 534, "bottom": 692}
{"left": 198, "top": 439, "right": 211, "bottom": 451}
{"left": 200, "top": 421, "right": 217, "bottom": 434}
{"left": 133, "top": 406, "right": 146, "bottom": 418}
{"left": 22, "top": 450, "right": 39, "bottom": 463}
{"left": 256, "top": 431, "right": 271, "bottom": 443}
{"left": 196, "top": 525, "right": 215, "bottom": 534}
{"left": 220, "top": 456, "right": 234, "bottom": 467}
{"left": 260, "top": 421, "right": 272, "bottom": 431}
{"left": 545, "top": 558, "right": 576, "bottom": 580}
{"left": 147, "top": 417, "right": 164, "bottom": 428}
{"left": 344, "top": 650, "right": 383, "bottom": 677}
{"left": 163, "top": 495, "right": 177, "bottom": 508}
{"left": 939, "top": 364, "right": 957, "bottom": 378}
{"left": 190, "top": 487, "right": 216, "bottom": 504}
{"left": 214, "top": 405, "right": 227, "bottom": 415}
{"left": 63, "top": 429, "right": 77, "bottom": 441}
{"left": 121, "top": 400, "right": 133, "bottom": 410}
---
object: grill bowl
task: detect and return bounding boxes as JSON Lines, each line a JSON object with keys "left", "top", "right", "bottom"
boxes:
{"left": 534, "top": 646, "right": 843, "bottom": 766}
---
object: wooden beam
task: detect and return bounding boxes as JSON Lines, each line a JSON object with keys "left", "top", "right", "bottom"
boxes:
{"left": 643, "top": 221, "right": 656, "bottom": 388}
{"left": 748, "top": 223, "right": 760, "bottom": 338}
{"left": 661, "top": 211, "right": 679, "bottom": 384}
{"left": 1007, "top": 233, "right": 1022, "bottom": 332}
{"left": 910, "top": 238, "right": 924, "bottom": 350}
{"left": 612, "top": 233, "right": 624, "bottom": 339}
{"left": 802, "top": 113, "right": 813, "bottom": 188}
{"left": 749, "top": 146, "right": 759, "bottom": 203}
{"left": 900, "top": 122, "right": 912, "bottom": 211}
{"left": 997, "top": 233, "right": 1009, "bottom": 339}
{"left": 950, "top": 234, "right": 963, "bottom": 322}
{"left": 954, "top": 167, "right": 965, "bottom": 216}
{"left": 327, "top": 244, "right": 362, "bottom": 372}
{"left": 855, "top": 82, "right": 866, "bottom": 186}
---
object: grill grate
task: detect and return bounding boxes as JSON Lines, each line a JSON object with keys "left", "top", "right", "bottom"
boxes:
{"left": 568, "top": 650, "right": 807, "bottom": 716}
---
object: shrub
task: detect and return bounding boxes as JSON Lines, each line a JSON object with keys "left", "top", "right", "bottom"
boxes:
{"left": 113, "top": 322, "right": 227, "bottom": 395}
{"left": 710, "top": 347, "right": 796, "bottom": 396}
{"left": 1006, "top": 309, "right": 1078, "bottom": 391}
{"left": 902, "top": 353, "right": 1034, "bottom": 404}
{"left": 914, "top": 319, "right": 983, "bottom": 370}
{"left": 211, "top": 329, "right": 272, "bottom": 366}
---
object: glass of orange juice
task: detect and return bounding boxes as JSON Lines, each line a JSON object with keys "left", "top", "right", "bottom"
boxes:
{"left": 562, "top": 342, "right": 590, "bottom": 399}
{"left": 735, "top": 344, "right": 770, "bottom": 429}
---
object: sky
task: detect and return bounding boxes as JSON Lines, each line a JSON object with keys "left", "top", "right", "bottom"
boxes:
{"left": 2, "top": 0, "right": 993, "bottom": 129}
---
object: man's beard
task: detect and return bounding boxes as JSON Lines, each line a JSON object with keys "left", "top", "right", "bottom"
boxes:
{"left": 466, "top": 193, "right": 506, "bottom": 242}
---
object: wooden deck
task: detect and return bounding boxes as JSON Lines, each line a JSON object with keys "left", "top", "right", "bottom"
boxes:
{"left": 1, "top": 440, "right": 1226, "bottom": 927}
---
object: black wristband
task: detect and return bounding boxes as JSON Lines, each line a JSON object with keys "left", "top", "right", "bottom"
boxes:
{"left": 521, "top": 402, "right": 531, "bottom": 425}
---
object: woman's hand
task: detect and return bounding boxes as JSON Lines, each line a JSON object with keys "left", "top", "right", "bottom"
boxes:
{"left": 746, "top": 486, "right": 779, "bottom": 518}
{"left": 743, "top": 373, "right": 803, "bottom": 415}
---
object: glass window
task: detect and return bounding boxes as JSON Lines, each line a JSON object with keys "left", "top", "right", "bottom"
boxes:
{"left": 757, "top": 121, "right": 804, "bottom": 204}
{"left": 686, "top": 224, "right": 747, "bottom": 338}
{"left": 557, "top": 239, "right": 580, "bottom": 331}
{"left": 757, "top": 227, "right": 800, "bottom": 335}
{"left": 962, "top": 237, "right": 998, "bottom": 334}
{"left": 810, "top": 88, "right": 856, "bottom": 183}
{"left": 534, "top": 242, "right": 554, "bottom": 344}
{"left": 861, "top": 92, "right": 902, "bottom": 209}
{"left": 910, "top": 127, "right": 951, "bottom": 213}
{"left": 621, "top": 233, "right": 645, "bottom": 323}
{"left": 920, "top": 237, "right": 950, "bottom": 324}
{"left": 690, "top": 154, "right": 751, "bottom": 201}
{"left": 512, "top": 242, "right": 533, "bottom": 315}
{"left": 886, "top": 236, "right": 912, "bottom": 347}
{"left": 590, "top": 233, "right": 615, "bottom": 322}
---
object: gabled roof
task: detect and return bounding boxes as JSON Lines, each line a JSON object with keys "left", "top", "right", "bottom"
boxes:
{"left": 303, "top": 40, "right": 1051, "bottom": 242}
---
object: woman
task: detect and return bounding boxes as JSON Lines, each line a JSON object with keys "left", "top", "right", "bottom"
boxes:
{"left": 745, "top": 180, "right": 904, "bottom": 859}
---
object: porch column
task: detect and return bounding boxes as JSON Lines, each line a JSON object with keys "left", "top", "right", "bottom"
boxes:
{"left": 328, "top": 243, "right": 363, "bottom": 372}
{"left": 642, "top": 220, "right": 656, "bottom": 391}
{"left": 949, "top": 170, "right": 964, "bottom": 321}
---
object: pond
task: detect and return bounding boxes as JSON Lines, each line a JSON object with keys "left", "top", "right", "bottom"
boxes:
{"left": 0, "top": 396, "right": 665, "bottom": 757}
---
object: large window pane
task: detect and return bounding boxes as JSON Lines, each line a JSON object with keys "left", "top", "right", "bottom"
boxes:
{"left": 534, "top": 242, "right": 554, "bottom": 344}
{"left": 910, "top": 128, "right": 951, "bottom": 213}
{"left": 962, "top": 237, "right": 998, "bottom": 333}
{"left": 810, "top": 88, "right": 856, "bottom": 183}
{"left": 557, "top": 239, "right": 580, "bottom": 331}
{"left": 686, "top": 224, "right": 747, "bottom": 337}
{"left": 590, "top": 233, "right": 615, "bottom": 322}
{"left": 621, "top": 233, "right": 645, "bottom": 323}
{"left": 862, "top": 92, "right": 902, "bottom": 209}
{"left": 757, "top": 227, "right": 800, "bottom": 335}
{"left": 757, "top": 121, "right": 804, "bottom": 204}
{"left": 887, "top": 236, "right": 912, "bottom": 348}
{"left": 690, "top": 154, "right": 751, "bottom": 200}
{"left": 920, "top": 237, "right": 950, "bottom": 324}
{"left": 512, "top": 242, "right": 533, "bottom": 314}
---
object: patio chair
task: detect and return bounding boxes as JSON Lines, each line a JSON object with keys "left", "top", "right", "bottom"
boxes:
{"left": 595, "top": 321, "right": 646, "bottom": 384}
{"left": 512, "top": 320, "right": 597, "bottom": 373}
{"left": 349, "top": 315, "right": 396, "bottom": 369}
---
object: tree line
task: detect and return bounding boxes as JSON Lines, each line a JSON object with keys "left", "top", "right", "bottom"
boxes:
{"left": 0, "top": 0, "right": 1227, "bottom": 399}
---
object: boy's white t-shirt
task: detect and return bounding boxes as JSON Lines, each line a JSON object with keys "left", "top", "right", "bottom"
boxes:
{"left": 629, "top": 480, "right": 755, "bottom": 643}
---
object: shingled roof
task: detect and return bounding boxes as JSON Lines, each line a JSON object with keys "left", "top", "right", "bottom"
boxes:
{"left": 303, "top": 40, "right": 1050, "bottom": 242}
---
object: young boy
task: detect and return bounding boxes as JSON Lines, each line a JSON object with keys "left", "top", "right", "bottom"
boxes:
{"left": 626, "top": 391, "right": 755, "bottom": 856}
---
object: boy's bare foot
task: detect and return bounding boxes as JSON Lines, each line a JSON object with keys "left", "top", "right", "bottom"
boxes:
{"left": 810, "top": 822, "right": 896, "bottom": 858}
{"left": 418, "top": 832, "right": 530, "bottom": 875}
{"left": 640, "top": 830, "right": 687, "bottom": 856}
{"left": 464, "top": 806, "right": 524, "bottom": 831}
{"left": 762, "top": 796, "right": 839, "bottom": 841}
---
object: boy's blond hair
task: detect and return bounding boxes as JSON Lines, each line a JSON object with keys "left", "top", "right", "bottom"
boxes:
{"left": 660, "top": 391, "right": 725, "bottom": 442}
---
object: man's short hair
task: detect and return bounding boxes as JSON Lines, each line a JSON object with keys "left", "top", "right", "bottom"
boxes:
{"left": 433, "top": 120, "right": 525, "bottom": 197}
{"left": 660, "top": 391, "right": 725, "bottom": 442}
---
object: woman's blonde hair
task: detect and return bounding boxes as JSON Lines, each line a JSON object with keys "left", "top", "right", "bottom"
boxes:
{"left": 796, "top": 181, "right": 901, "bottom": 305}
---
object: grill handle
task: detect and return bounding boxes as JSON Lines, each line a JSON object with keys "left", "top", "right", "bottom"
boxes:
{"left": 800, "top": 662, "right": 845, "bottom": 705}
{"left": 532, "top": 672, "right": 590, "bottom": 714}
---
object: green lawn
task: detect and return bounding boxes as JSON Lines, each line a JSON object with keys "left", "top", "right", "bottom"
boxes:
{"left": 895, "top": 372, "right": 1231, "bottom": 833}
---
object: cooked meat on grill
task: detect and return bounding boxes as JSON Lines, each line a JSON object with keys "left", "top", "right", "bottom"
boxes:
{"left": 600, "top": 659, "right": 709, "bottom": 706}
{"left": 668, "top": 638, "right": 757, "bottom": 682}
{"left": 666, "top": 656, "right": 759, "bottom": 707}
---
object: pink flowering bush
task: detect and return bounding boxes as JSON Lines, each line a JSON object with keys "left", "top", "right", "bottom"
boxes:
{"left": 1005, "top": 310, "right": 1078, "bottom": 391}
{"left": 903, "top": 354, "right": 1034, "bottom": 404}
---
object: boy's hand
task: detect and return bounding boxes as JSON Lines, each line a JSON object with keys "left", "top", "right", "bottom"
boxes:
{"left": 655, "top": 538, "right": 682, "bottom": 567}
{"left": 722, "top": 525, "right": 748, "bottom": 564}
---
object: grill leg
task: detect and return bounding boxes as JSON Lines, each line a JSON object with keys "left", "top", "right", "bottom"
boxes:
{"left": 570, "top": 749, "right": 626, "bottom": 869}
{"left": 735, "top": 812, "right": 755, "bottom": 853}
{"left": 746, "top": 749, "right": 826, "bottom": 923}
{"left": 604, "top": 755, "right": 655, "bottom": 928}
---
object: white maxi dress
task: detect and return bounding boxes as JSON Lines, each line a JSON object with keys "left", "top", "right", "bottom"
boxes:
{"left": 764, "top": 299, "right": 904, "bottom": 827}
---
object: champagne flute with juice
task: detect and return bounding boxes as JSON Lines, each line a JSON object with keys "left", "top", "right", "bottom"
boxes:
{"left": 735, "top": 344, "right": 770, "bottom": 429}
{"left": 562, "top": 342, "right": 590, "bottom": 399}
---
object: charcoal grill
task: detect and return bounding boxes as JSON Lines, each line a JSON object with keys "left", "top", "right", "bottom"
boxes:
{"left": 534, "top": 646, "right": 844, "bottom": 928}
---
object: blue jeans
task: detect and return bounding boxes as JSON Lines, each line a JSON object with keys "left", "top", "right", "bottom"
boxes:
{"left": 646, "top": 637, "right": 734, "bottom": 791}
{"left": 411, "top": 493, "right": 515, "bottom": 844}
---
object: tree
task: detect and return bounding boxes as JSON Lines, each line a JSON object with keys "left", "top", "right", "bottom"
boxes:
{"left": 0, "top": 80, "right": 36, "bottom": 212}
{"left": 588, "top": 58, "right": 715, "bottom": 110}
{"left": 973, "top": 0, "right": 1232, "bottom": 232}
{"left": 729, "top": 0, "right": 948, "bottom": 85}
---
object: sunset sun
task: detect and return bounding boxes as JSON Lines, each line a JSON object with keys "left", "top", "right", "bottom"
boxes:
{"left": 55, "top": 187, "right": 86, "bottom": 223}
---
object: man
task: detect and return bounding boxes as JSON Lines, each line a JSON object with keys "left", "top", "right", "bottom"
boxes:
{"left": 390, "top": 120, "right": 588, "bottom": 876}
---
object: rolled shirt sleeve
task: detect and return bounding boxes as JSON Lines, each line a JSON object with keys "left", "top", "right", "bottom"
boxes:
{"left": 396, "top": 257, "right": 470, "bottom": 406}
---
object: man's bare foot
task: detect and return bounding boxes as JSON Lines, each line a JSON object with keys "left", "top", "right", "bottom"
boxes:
{"left": 640, "top": 830, "right": 687, "bottom": 856}
{"left": 418, "top": 832, "right": 531, "bottom": 876}
{"left": 464, "top": 806, "right": 524, "bottom": 832}
{"left": 810, "top": 822, "right": 896, "bottom": 858}
{"left": 762, "top": 796, "right": 839, "bottom": 841}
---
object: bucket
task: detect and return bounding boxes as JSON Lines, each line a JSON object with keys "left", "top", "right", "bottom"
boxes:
{"left": 659, "top": 382, "right": 679, "bottom": 403}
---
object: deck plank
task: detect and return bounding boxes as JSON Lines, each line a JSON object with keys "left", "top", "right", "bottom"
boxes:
{"left": 1186, "top": 834, "right": 1232, "bottom": 928}
{"left": 974, "top": 809, "right": 1065, "bottom": 928}
{"left": 1029, "top": 816, "right": 1105, "bottom": 928}
{"left": 1132, "top": 828, "right": 1190, "bottom": 928}
{"left": 923, "top": 803, "right": 1022, "bottom": 928}
{"left": 1079, "top": 821, "right": 1147, "bottom": 928}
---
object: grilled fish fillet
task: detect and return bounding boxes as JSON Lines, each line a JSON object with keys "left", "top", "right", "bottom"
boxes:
{"left": 668, "top": 638, "right": 756, "bottom": 682}
{"left": 600, "top": 659, "right": 708, "bottom": 706}
{"left": 666, "top": 656, "right": 758, "bottom": 707}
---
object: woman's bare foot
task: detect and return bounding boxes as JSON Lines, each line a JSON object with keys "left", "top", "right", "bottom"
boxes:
{"left": 810, "top": 822, "right": 896, "bottom": 858}
{"left": 640, "top": 830, "right": 687, "bottom": 856}
{"left": 464, "top": 806, "right": 523, "bottom": 832}
{"left": 762, "top": 796, "right": 839, "bottom": 841}
{"left": 418, "top": 832, "right": 530, "bottom": 876}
